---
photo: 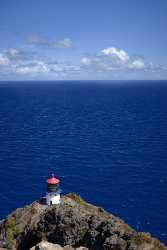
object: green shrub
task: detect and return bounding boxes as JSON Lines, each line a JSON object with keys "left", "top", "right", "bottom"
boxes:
{"left": 4, "top": 216, "right": 20, "bottom": 249}
{"left": 5, "top": 227, "right": 14, "bottom": 249}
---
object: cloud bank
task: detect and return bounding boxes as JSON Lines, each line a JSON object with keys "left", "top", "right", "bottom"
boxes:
{"left": 0, "top": 45, "right": 165, "bottom": 80}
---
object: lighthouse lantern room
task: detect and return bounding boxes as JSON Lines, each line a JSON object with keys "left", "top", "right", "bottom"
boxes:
{"left": 46, "top": 173, "right": 61, "bottom": 205}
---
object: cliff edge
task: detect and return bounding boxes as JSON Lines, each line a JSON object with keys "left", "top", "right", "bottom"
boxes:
{"left": 0, "top": 193, "right": 166, "bottom": 250}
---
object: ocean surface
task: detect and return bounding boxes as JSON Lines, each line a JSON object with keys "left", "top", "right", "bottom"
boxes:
{"left": 0, "top": 81, "right": 166, "bottom": 243}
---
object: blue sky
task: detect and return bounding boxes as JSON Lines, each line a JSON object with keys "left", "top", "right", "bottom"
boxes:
{"left": 0, "top": 0, "right": 167, "bottom": 80}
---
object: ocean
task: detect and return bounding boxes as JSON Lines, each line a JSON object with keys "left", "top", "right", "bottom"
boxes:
{"left": 0, "top": 81, "right": 166, "bottom": 243}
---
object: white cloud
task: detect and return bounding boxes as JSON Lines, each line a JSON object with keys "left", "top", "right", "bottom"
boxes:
{"left": 0, "top": 48, "right": 79, "bottom": 77}
{"left": 81, "top": 57, "right": 92, "bottom": 66}
{"left": 15, "top": 62, "right": 50, "bottom": 75}
{"left": 81, "top": 47, "right": 146, "bottom": 71}
{"left": 0, "top": 53, "right": 10, "bottom": 66}
{"left": 102, "top": 47, "right": 130, "bottom": 62}
{"left": 7, "top": 48, "right": 19, "bottom": 56}
{"left": 0, "top": 46, "right": 165, "bottom": 79}
{"left": 128, "top": 59, "right": 145, "bottom": 70}
{"left": 27, "top": 33, "right": 73, "bottom": 49}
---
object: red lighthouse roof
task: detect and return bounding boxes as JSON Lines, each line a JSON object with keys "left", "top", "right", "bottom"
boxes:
{"left": 47, "top": 173, "right": 60, "bottom": 185}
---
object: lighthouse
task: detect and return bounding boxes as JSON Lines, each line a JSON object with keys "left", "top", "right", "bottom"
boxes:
{"left": 46, "top": 173, "right": 61, "bottom": 205}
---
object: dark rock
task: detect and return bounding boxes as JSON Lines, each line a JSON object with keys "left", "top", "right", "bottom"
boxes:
{"left": 0, "top": 194, "right": 166, "bottom": 250}
{"left": 104, "top": 235, "right": 127, "bottom": 250}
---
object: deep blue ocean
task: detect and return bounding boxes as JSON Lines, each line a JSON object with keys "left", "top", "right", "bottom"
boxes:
{"left": 0, "top": 81, "right": 166, "bottom": 243}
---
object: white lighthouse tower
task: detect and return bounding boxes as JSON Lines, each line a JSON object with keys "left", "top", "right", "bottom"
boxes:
{"left": 46, "top": 173, "right": 61, "bottom": 205}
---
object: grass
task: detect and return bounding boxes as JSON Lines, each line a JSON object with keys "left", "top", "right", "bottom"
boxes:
{"left": 133, "top": 232, "right": 152, "bottom": 245}
{"left": 66, "top": 193, "right": 86, "bottom": 205}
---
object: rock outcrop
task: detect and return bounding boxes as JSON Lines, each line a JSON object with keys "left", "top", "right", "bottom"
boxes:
{"left": 0, "top": 193, "right": 166, "bottom": 250}
{"left": 29, "top": 240, "right": 88, "bottom": 250}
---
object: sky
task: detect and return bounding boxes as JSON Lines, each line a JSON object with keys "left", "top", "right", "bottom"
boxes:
{"left": 0, "top": 0, "right": 167, "bottom": 80}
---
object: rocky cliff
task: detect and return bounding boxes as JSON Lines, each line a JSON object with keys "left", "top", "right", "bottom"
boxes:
{"left": 0, "top": 193, "right": 166, "bottom": 250}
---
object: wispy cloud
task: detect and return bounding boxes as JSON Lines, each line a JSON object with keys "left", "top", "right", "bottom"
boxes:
{"left": 0, "top": 53, "right": 10, "bottom": 66}
{"left": 0, "top": 48, "right": 79, "bottom": 78}
{"left": 27, "top": 33, "right": 73, "bottom": 49}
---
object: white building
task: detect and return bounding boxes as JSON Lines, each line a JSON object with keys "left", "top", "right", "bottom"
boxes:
{"left": 46, "top": 173, "right": 61, "bottom": 205}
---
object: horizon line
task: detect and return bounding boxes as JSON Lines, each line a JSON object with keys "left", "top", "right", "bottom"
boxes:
{"left": 0, "top": 79, "right": 167, "bottom": 82}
